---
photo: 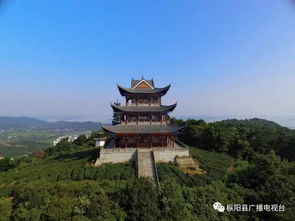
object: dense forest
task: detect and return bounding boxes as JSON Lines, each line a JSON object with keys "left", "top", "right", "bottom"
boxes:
{"left": 172, "top": 118, "right": 295, "bottom": 161}
{"left": 0, "top": 118, "right": 294, "bottom": 220}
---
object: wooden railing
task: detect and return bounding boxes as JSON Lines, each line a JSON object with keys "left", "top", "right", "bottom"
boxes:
{"left": 175, "top": 139, "right": 188, "bottom": 148}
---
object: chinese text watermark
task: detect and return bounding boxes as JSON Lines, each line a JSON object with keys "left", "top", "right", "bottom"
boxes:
{"left": 213, "top": 202, "right": 285, "bottom": 213}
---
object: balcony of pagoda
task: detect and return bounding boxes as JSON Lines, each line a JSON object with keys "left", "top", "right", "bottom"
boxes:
{"left": 123, "top": 118, "right": 169, "bottom": 125}
{"left": 125, "top": 121, "right": 166, "bottom": 125}
{"left": 129, "top": 103, "right": 160, "bottom": 107}
{"left": 123, "top": 114, "right": 169, "bottom": 125}
{"left": 126, "top": 97, "right": 161, "bottom": 106}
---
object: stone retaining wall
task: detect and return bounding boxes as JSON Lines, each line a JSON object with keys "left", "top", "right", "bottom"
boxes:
{"left": 153, "top": 149, "right": 189, "bottom": 163}
{"left": 94, "top": 147, "right": 190, "bottom": 166}
{"left": 176, "top": 156, "right": 199, "bottom": 168}
{"left": 94, "top": 148, "right": 137, "bottom": 166}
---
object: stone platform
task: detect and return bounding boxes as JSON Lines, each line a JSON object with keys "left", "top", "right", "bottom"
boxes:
{"left": 94, "top": 147, "right": 189, "bottom": 187}
{"left": 94, "top": 147, "right": 189, "bottom": 166}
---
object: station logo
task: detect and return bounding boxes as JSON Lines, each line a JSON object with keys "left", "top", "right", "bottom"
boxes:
{"left": 213, "top": 202, "right": 225, "bottom": 212}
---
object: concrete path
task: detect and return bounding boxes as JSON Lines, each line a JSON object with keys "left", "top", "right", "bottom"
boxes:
{"left": 137, "top": 150, "right": 159, "bottom": 187}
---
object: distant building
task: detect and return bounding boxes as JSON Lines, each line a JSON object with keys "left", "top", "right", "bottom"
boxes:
{"left": 53, "top": 135, "right": 78, "bottom": 146}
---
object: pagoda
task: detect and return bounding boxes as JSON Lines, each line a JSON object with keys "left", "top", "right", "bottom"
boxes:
{"left": 102, "top": 77, "right": 184, "bottom": 148}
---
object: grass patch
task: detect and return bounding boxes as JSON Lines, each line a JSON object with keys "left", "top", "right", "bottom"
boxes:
{"left": 189, "top": 147, "right": 234, "bottom": 181}
{"left": 157, "top": 147, "right": 235, "bottom": 187}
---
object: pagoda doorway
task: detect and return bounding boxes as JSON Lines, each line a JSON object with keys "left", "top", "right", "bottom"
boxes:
{"left": 137, "top": 136, "right": 150, "bottom": 148}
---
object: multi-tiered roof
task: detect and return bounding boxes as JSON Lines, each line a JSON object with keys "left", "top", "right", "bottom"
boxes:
{"left": 102, "top": 77, "right": 183, "bottom": 148}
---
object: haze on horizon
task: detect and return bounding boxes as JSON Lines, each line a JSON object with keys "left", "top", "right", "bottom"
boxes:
{"left": 1, "top": 1, "right": 295, "bottom": 127}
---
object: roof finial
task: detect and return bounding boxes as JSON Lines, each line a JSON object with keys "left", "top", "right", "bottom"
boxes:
{"left": 142, "top": 76, "right": 144, "bottom": 80}
{"left": 151, "top": 78, "right": 154, "bottom": 87}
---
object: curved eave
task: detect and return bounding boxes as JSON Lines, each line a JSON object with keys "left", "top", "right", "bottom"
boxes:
{"left": 111, "top": 103, "right": 177, "bottom": 113}
{"left": 102, "top": 124, "right": 185, "bottom": 135}
{"left": 101, "top": 125, "right": 116, "bottom": 134}
{"left": 168, "top": 102, "right": 177, "bottom": 112}
{"left": 117, "top": 84, "right": 171, "bottom": 97}
{"left": 117, "top": 84, "right": 127, "bottom": 96}
{"left": 161, "top": 84, "right": 171, "bottom": 96}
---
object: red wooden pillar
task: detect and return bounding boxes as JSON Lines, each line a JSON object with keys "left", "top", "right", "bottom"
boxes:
{"left": 125, "top": 136, "right": 127, "bottom": 148}
{"left": 172, "top": 136, "right": 175, "bottom": 147}
{"left": 165, "top": 136, "right": 168, "bottom": 147}
{"left": 125, "top": 114, "right": 127, "bottom": 125}
{"left": 151, "top": 136, "right": 153, "bottom": 148}
{"left": 150, "top": 136, "right": 152, "bottom": 148}
{"left": 136, "top": 114, "right": 139, "bottom": 125}
{"left": 161, "top": 135, "right": 164, "bottom": 147}
{"left": 150, "top": 114, "right": 152, "bottom": 124}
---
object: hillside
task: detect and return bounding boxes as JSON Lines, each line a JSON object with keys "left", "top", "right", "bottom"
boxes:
{"left": 0, "top": 143, "right": 237, "bottom": 220}
{"left": 0, "top": 117, "right": 101, "bottom": 157}
{"left": 172, "top": 118, "right": 295, "bottom": 161}
{"left": 0, "top": 118, "right": 294, "bottom": 220}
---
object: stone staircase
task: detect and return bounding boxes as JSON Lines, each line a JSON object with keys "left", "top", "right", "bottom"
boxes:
{"left": 137, "top": 150, "right": 159, "bottom": 188}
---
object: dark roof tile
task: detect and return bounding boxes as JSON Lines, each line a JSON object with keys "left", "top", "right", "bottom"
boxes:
{"left": 111, "top": 103, "right": 177, "bottom": 113}
{"left": 102, "top": 124, "right": 184, "bottom": 134}
{"left": 117, "top": 85, "right": 170, "bottom": 96}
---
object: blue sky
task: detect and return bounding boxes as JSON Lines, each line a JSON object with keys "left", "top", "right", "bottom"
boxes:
{"left": 1, "top": 0, "right": 295, "bottom": 126}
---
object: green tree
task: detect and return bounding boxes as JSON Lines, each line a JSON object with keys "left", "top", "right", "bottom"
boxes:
{"left": 229, "top": 151, "right": 295, "bottom": 220}
{"left": 160, "top": 178, "right": 194, "bottom": 220}
{"left": 73, "top": 135, "right": 88, "bottom": 146}
{"left": 0, "top": 198, "right": 12, "bottom": 221}
{"left": 0, "top": 158, "right": 15, "bottom": 171}
{"left": 121, "top": 178, "right": 160, "bottom": 221}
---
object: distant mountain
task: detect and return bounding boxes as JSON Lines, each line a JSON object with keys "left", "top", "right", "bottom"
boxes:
{"left": 0, "top": 117, "right": 101, "bottom": 131}
{"left": 218, "top": 118, "right": 285, "bottom": 129}
{"left": 45, "top": 121, "right": 101, "bottom": 130}
{"left": 0, "top": 117, "right": 47, "bottom": 130}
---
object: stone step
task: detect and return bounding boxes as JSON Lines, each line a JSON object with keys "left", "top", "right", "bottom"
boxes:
{"left": 137, "top": 150, "right": 159, "bottom": 187}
